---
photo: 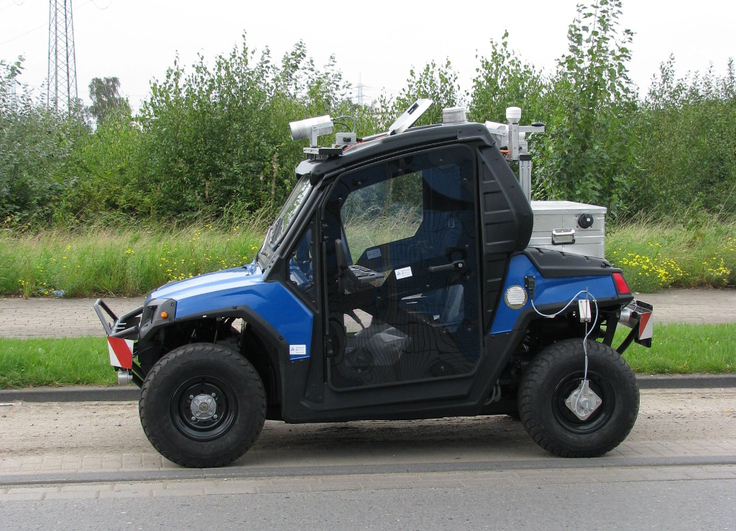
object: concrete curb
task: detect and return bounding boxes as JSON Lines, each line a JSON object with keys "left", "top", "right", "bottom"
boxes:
{"left": 0, "top": 386, "right": 139, "bottom": 402}
{"left": 637, "top": 374, "right": 736, "bottom": 389}
{"left": 1, "top": 454, "right": 734, "bottom": 487}
{"left": 1, "top": 374, "right": 735, "bottom": 403}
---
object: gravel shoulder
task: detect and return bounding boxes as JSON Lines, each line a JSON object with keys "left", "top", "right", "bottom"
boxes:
{"left": 1, "top": 388, "right": 734, "bottom": 475}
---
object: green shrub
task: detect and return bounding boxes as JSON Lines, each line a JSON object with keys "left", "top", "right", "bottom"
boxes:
{"left": 2, "top": 3, "right": 735, "bottom": 229}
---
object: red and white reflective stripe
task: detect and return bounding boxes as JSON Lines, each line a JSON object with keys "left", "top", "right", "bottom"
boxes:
{"left": 107, "top": 337, "right": 134, "bottom": 369}
{"left": 638, "top": 311, "right": 654, "bottom": 341}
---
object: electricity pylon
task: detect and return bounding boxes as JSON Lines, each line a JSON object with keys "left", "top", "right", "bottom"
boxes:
{"left": 47, "top": 0, "right": 78, "bottom": 114}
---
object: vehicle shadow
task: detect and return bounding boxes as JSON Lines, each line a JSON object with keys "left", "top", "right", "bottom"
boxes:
{"left": 233, "top": 415, "right": 544, "bottom": 468}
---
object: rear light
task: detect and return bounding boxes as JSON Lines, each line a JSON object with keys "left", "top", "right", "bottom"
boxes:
{"left": 612, "top": 272, "right": 630, "bottom": 295}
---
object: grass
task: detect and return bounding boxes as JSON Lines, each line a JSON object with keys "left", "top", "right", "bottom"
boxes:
{"left": 0, "top": 225, "right": 263, "bottom": 298}
{"left": 607, "top": 219, "right": 735, "bottom": 292}
{"left": 620, "top": 323, "right": 735, "bottom": 374}
{"left": 0, "top": 337, "right": 114, "bottom": 388}
{"left": 0, "top": 324, "right": 732, "bottom": 389}
{"left": 0, "top": 219, "right": 733, "bottom": 298}
{"left": 344, "top": 205, "right": 423, "bottom": 261}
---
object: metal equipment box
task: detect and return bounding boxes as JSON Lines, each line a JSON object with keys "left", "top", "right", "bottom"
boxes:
{"left": 529, "top": 201, "right": 607, "bottom": 258}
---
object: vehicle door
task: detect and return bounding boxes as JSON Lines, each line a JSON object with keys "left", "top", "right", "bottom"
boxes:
{"left": 321, "top": 145, "right": 482, "bottom": 399}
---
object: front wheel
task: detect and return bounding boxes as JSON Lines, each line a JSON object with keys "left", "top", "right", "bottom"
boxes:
{"left": 139, "top": 343, "right": 266, "bottom": 468}
{"left": 518, "top": 338, "right": 639, "bottom": 457}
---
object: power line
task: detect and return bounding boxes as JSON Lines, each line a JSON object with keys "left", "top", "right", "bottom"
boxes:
{"left": 0, "top": 22, "right": 45, "bottom": 46}
{"left": 0, "top": 0, "right": 26, "bottom": 12}
{"left": 90, "top": 0, "right": 113, "bottom": 10}
{"left": 0, "top": 0, "right": 95, "bottom": 48}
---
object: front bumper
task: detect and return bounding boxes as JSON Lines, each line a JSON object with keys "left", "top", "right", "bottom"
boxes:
{"left": 94, "top": 299, "right": 142, "bottom": 372}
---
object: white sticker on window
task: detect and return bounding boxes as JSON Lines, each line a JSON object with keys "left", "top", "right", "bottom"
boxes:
{"left": 366, "top": 248, "right": 381, "bottom": 260}
{"left": 290, "top": 344, "right": 307, "bottom": 356}
{"left": 395, "top": 266, "right": 413, "bottom": 280}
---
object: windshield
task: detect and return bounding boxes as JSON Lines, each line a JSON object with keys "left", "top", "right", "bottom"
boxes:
{"left": 257, "top": 177, "right": 313, "bottom": 268}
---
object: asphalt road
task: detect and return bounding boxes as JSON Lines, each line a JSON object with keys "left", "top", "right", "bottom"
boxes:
{"left": 1, "top": 478, "right": 734, "bottom": 531}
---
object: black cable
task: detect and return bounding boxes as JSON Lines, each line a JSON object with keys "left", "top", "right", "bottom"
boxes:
{"left": 332, "top": 115, "right": 356, "bottom": 133}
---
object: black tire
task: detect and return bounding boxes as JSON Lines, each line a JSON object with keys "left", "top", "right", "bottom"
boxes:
{"left": 518, "top": 338, "right": 639, "bottom": 457}
{"left": 139, "top": 343, "right": 266, "bottom": 468}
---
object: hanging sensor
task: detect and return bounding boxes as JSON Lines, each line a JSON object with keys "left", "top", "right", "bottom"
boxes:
{"left": 578, "top": 298, "right": 592, "bottom": 322}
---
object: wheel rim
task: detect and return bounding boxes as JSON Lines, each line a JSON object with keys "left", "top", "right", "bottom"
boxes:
{"left": 552, "top": 370, "right": 615, "bottom": 435}
{"left": 171, "top": 376, "right": 238, "bottom": 441}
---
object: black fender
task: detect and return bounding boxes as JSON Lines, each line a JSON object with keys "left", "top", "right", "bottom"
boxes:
{"left": 152, "top": 305, "right": 288, "bottom": 416}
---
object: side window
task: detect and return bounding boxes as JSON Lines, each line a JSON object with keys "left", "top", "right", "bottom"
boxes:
{"left": 288, "top": 227, "right": 314, "bottom": 301}
{"left": 342, "top": 172, "right": 423, "bottom": 262}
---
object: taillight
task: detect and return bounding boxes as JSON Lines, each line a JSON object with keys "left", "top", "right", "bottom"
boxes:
{"left": 612, "top": 272, "right": 630, "bottom": 295}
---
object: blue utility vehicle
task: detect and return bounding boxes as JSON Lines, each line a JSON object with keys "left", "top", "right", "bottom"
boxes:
{"left": 96, "top": 101, "right": 653, "bottom": 468}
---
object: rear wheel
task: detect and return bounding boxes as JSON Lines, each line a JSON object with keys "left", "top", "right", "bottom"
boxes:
{"left": 518, "top": 338, "right": 639, "bottom": 457}
{"left": 139, "top": 343, "right": 266, "bottom": 468}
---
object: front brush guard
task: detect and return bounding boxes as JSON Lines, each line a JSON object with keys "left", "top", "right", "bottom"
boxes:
{"left": 94, "top": 299, "right": 142, "bottom": 339}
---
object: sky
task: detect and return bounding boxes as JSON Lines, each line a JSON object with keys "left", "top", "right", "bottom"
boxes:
{"left": 1, "top": 0, "right": 734, "bottom": 114}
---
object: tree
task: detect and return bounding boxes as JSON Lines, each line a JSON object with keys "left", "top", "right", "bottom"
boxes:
{"left": 0, "top": 58, "right": 87, "bottom": 226}
{"left": 537, "top": 0, "right": 639, "bottom": 217}
{"left": 469, "top": 31, "right": 551, "bottom": 125}
{"left": 133, "top": 36, "right": 358, "bottom": 220}
{"left": 629, "top": 56, "right": 736, "bottom": 218}
{"left": 88, "top": 77, "right": 131, "bottom": 127}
